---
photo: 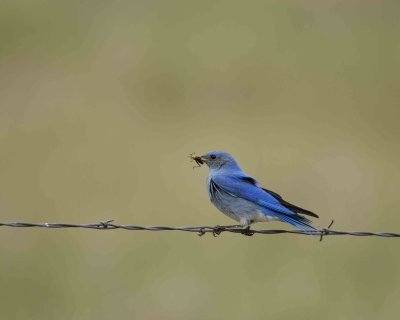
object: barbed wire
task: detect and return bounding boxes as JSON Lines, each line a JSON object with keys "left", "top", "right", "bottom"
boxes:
{"left": 0, "top": 220, "right": 399, "bottom": 240}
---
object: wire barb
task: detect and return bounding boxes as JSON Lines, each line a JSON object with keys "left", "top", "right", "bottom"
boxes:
{"left": 320, "top": 219, "right": 335, "bottom": 242}
{"left": 0, "top": 221, "right": 399, "bottom": 239}
{"left": 197, "top": 227, "right": 206, "bottom": 237}
{"left": 99, "top": 220, "right": 114, "bottom": 229}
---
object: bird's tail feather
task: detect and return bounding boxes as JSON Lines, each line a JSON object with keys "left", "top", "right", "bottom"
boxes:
{"left": 278, "top": 213, "right": 317, "bottom": 232}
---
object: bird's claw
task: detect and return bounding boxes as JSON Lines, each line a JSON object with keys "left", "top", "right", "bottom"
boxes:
{"left": 212, "top": 225, "right": 223, "bottom": 237}
{"left": 241, "top": 226, "right": 254, "bottom": 236}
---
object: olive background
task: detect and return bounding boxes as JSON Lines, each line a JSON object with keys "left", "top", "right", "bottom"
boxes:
{"left": 0, "top": 1, "right": 399, "bottom": 319}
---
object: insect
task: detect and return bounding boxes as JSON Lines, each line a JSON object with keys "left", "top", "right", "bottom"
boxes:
{"left": 189, "top": 152, "right": 204, "bottom": 169}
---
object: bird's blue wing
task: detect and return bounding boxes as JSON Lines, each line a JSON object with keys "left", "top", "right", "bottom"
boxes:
{"left": 211, "top": 173, "right": 316, "bottom": 230}
{"left": 211, "top": 174, "right": 295, "bottom": 214}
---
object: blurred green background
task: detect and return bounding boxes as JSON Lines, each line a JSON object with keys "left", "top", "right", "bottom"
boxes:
{"left": 1, "top": 0, "right": 399, "bottom": 319}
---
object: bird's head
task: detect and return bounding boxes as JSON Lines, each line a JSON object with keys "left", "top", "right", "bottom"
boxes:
{"left": 197, "top": 151, "right": 241, "bottom": 171}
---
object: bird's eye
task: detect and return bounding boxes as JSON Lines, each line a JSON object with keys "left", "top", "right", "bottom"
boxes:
{"left": 210, "top": 154, "right": 216, "bottom": 159}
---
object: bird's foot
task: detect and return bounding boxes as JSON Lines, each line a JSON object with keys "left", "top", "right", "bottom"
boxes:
{"left": 212, "top": 225, "right": 224, "bottom": 237}
{"left": 211, "top": 225, "right": 242, "bottom": 236}
{"left": 241, "top": 226, "right": 254, "bottom": 236}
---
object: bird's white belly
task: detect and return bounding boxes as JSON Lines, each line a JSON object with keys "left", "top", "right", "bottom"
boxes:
{"left": 211, "top": 194, "right": 278, "bottom": 226}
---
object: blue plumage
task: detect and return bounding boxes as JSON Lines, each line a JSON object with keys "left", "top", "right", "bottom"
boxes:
{"left": 196, "top": 151, "right": 318, "bottom": 231}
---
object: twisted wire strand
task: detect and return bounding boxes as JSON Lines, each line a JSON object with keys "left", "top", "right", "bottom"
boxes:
{"left": 0, "top": 221, "right": 399, "bottom": 238}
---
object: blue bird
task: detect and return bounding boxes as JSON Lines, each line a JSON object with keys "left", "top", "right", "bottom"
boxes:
{"left": 193, "top": 151, "right": 319, "bottom": 231}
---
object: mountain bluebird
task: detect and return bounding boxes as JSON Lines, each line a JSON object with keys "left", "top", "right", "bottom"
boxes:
{"left": 192, "top": 151, "right": 318, "bottom": 231}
